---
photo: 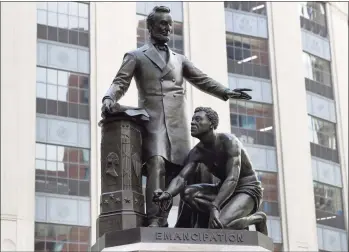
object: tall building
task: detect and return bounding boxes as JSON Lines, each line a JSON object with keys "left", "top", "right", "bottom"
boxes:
{"left": 1, "top": 2, "right": 347, "bottom": 251}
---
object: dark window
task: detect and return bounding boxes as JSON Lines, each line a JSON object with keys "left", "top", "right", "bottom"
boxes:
{"left": 226, "top": 33, "right": 270, "bottom": 79}
{"left": 35, "top": 223, "right": 90, "bottom": 250}
{"left": 303, "top": 52, "right": 332, "bottom": 87}
{"left": 314, "top": 181, "right": 345, "bottom": 229}
{"left": 225, "top": 1, "right": 267, "bottom": 16}
{"left": 299, "top": 2, "right": 327, "bottom": 37}
{"left": 308, "top": 115, "right": 337, "bottom": 150}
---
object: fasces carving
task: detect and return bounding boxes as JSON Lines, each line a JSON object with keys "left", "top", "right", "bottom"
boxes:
{"left": 121, "top": 124, "right": 132, "bottom": 190}
{"left": 105, "top": 152, "right": 119, "bottom": 178}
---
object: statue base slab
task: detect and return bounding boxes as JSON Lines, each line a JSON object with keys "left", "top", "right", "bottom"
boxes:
{"left": 91, "top": 227, "right": 273, "bottom": 252}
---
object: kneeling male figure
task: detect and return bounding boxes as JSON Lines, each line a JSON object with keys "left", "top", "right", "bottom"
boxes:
{"left": 153, "top": 107, "right": 268, "bottom": 234}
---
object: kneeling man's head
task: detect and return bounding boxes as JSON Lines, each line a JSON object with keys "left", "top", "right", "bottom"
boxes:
{"left": 191, "top": 107, "right": 219, "bottom": 137}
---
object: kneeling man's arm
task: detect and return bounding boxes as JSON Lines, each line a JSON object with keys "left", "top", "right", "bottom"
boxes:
{"left": 212, "top": 139, "right": 241, "bottom": 210}
{"left": 166, "top": 162, "right": 197, "bottom": 197}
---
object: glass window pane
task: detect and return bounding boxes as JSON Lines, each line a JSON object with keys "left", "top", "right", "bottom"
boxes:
{"left": 69, "top": 16, "right": 78, "bottom": 30}
{"left": 57, "top": 146, "right": 65, "bottom": 162}
{"left": 37, "top": 67, "right": 47, "bottom": 83}
{"left": 47, "top": 44, "right": 78, "bottom": 72}
{"left": 37, "top": 82, "right": 47, "bottom": 99}
{"left": 47, "top": 2, "right": 58, "bottom": 12}
{"left": 58, "top": 86, "right": 68, "bottom": 102}
{"left": 78, "top": 3, "right": 89, "bottom": 18}
{"left": 69, "top": 2, "right": 79, "bottom": 16}
{"left": 79, "top": 17, "right": 88, "bottom": 31}
{"left": 58, "top": 14, "right": 68, "bottom": 29}
{"left": 47, "top": 85, "right": 57, "bottom": 100}
{"left": 58, "top": 70, "right": 68, "bottom": 86}
{"left": 46, "top": 145, "right": 57, "bottom": 161}
{"left": 36, "top": 143, "right": 46, "bottom": 159}
{"left": 46, "top": 161, "right": 56, "bottom": 172}
{"left": 36, "top": 159, "right": 46, "bottom": 171}
{"left": 37, "top": 43, "right": 48, "bottom": 66}
{"left": 47, "top": 69, "right": 57, "bottom": 84}
{"left": 78, "top": 50, "right": 90, "bottom": 73}
{"left": 37, "top": 10, "right": 47, "bottom": 25}
{"left": 47, "top": 12, "right": 58, "bottom": 27}
{"left": 58, "top": 2, "right": 69, "bottom": 14}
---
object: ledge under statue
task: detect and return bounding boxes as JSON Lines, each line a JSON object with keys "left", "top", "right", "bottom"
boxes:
{"left": 92, "top": 5, "right": 273, "bottom": 252}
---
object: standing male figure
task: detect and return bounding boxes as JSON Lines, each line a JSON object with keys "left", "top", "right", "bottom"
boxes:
{"left": 101, "top": 6, "right": 252, "bottom": 227}
{"left": 153, "top": 107, "right": 267, "bottom": 234}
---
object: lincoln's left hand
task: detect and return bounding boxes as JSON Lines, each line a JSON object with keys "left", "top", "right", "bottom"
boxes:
{"left": 225, "top": 88, "right": 252, "bottom": 100}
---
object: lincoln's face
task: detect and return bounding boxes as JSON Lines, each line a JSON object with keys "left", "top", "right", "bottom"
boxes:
{"left": 149, "top": 12, "right": 173, "bottom": 43}
{"left": 190, "top": 111, "right": 212, "bottom": 138}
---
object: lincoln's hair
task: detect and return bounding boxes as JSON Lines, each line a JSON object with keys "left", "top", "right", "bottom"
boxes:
{"left": 194, "top": 107, "right": 219, "bottom": 130}
{"left": 146, "top": 6, "right": 171, "bottom": 31}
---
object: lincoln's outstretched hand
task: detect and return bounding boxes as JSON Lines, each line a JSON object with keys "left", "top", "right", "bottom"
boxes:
{"left": 226, "top": 88, "right": 252, "bottom": 100}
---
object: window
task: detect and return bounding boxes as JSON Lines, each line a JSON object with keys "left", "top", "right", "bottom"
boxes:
{"left": 224, "top": 1, "right": 267, "bottom": 15}
{"left": 308, "top": 116, "right": 336, "bottom": 150}
{"left": 303, "top": 52, "right": 331, "bottom": 86}
{"left": 245, "top": 145, "right": 277, "bottom": 172}
{"left": 314, "top": 182, "right": 343, "bottom": 215}
{"left": 36, "top": 116, "right": 90, "bottom": 149}
{"left": 36, "top": 67, "right": 89, "bottom": 120}
{"left": 136, "top": 2, "right": 184, "bottom": 54}
{"left": 314, "top": 182, "right": 345, "bottom": 229}
{"left": 256, "top": 171, "right": 280, "bottom": 216}
{"left": 299, "top": 2, "right": 327, "bottom": 37}
{"left": 37, "top": 2, "right": 89, "bottom": 47}
{"left": 226, "top": 33, "right": 270, "bottom": 79}
{"left": 35, "top": 223, "right": 90, "bottom": 251}
{"left": 37, "top": 41, "right": 90, "bottom": 74}
{"left": 35, "top": 143, "right": 90, "bottom": 197}
{"left": 230, "top": 101, "right": 274, "bottom": 146}
{"left": 36, "top": 2, "right": 91, "bottom": 250}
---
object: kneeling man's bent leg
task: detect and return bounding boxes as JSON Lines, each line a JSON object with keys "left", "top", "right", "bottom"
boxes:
{"left": 182, "top": 184, "right": 217, "bottom": 213}
{"left": 219, "top": 193, "right": 268, "bottom": 235}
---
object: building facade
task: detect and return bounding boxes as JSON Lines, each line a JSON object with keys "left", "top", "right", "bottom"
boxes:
{"left": 1, "top": 1, "right": 348, "bottom": 251}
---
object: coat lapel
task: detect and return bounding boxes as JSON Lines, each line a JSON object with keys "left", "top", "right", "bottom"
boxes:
{"left": 161, "top": 49, "right": 176, "bottom": 78}
{"left": 144, "top": 43, "right": 166, "bottom": 71}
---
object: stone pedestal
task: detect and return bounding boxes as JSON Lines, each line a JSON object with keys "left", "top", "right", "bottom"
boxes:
{"left": 91, "top": 228, "right": 274, "bottom": 252}
{"left": 97, "top": 111, "right": 148, "bottom": 239}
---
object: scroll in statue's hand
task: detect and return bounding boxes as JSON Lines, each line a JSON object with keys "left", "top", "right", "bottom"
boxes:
{"left": 226, "top": 88, "right": 252, "bottom": 100}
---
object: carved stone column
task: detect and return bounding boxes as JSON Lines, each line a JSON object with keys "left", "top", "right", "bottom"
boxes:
{"left": 96, "top": 110, "right": 148, "bottom": 239}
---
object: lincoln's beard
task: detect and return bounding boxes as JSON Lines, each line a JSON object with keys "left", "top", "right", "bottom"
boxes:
{"left": 151, "top": 32, "right": 170, "bottom": 44}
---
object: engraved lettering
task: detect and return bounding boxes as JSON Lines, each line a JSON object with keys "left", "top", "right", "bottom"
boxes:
{"left": 174, "top": 233, "right": 182, "bottom": 240}
{"left": 191, "top": 233, "right": 198, "bottom": 241}
{"left": 153, "top": 231, "right": 244, "bottom": 244}
{"left": 237, "top": 233, "right": 243, "bottom": 242}
{"left": 228, "top": 234, "right": 236, "bottom": 242}
{"left": 210, "top": 233, "right": 218, "bottom": 242}
{"left": 164, "top": 232, "right": 171, "bottom": 240}
{"left": 155, "top": 232, "right": 163, "bottom": 240}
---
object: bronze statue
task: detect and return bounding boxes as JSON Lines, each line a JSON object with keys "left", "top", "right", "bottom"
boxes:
{"left": 101, "top": 6, "right": 252, "bottom": 227}
{"left": 153, "top": 107, "right": 268, "bottom": 235}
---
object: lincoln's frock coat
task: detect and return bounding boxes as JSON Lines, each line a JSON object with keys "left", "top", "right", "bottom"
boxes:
{"left": 104, "top": 43, "right": 228, "bottom": 166}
